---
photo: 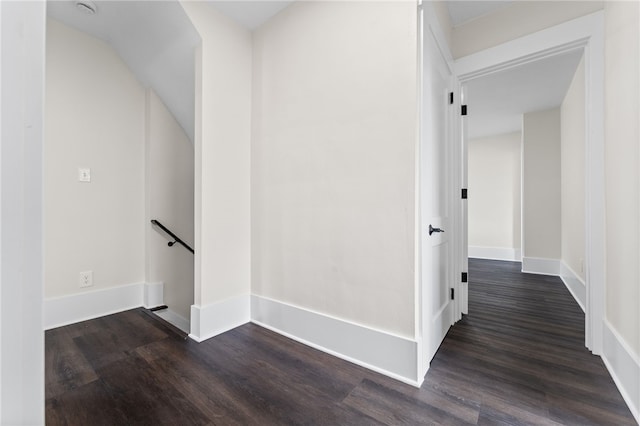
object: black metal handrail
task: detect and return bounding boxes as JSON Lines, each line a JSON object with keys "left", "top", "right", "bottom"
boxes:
{"left": 151, "top": 219, "right": 194, "bottom": 254}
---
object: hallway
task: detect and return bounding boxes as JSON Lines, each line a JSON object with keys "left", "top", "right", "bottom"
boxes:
{"left": 427, "top": 259, "right": 635, "bottom": 424}
{"left": 45, "top": 260, "right": 635, "bottom": 425}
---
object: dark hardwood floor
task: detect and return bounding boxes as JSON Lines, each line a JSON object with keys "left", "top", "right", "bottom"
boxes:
{"left": 46, "top": 259, "right": 636, "bottom": 425}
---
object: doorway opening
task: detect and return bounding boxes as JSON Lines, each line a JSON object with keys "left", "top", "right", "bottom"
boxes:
{"left": 456, "top": 12, "right": 605, "bottom": 354}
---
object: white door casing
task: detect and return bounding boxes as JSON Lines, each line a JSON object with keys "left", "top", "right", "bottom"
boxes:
{"left": 454, "top": 12, "right": 605, "bottom": 354}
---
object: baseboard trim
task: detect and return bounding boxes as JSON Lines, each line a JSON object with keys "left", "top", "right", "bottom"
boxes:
{"left": 143, "top": 281, "right": 164, "bottom": 309}
{"left": 154, "top": 308, "right": 190, "bottom": 334}
{"left": 521, "top": 257, "right": 561, "bottom": 276}
{"left": 188, "top": 294, "right": 250, "bottom": 342}
{"left": 469, "top": 246, "right": 521, "bottom": 261}
{"left": 559, "top": 262, "right": 586, "bottom": 312}
{"left": 250, "top": 295, "right": 420, "bottom": 387}
{"left": 44, "top": 282, "right": 145, "bottom": 330}
{"left": 601, "top": 320, "right": 640, "bottom": 424}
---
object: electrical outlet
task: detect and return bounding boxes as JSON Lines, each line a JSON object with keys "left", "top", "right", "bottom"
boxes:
{"left": 79, "top": 271, "right": 93, "bottom": 288}
{"left": 78, "top": 168, "right": 91, "bottom": 183}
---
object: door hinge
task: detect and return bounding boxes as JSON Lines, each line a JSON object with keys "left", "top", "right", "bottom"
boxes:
{"left": 461, "top": 105, "right": 468, "bottom": 116}
{"left": 449, "top": 92, "right": 454, "bottom": 105}
{"left": 461, "top": 188, "right": 468, "bottom": 199}
{"left": 462, "top": 272, "right": 468, "bottom": 283}
{"left": 450, "top": 288, "right": 455, "bottom": 300}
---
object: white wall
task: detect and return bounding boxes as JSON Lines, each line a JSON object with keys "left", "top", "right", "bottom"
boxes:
{"left": 45, "top": 19, "right": 145, "bottom": 299}
{"left": 452, "top": 1, "right": 604, "bottom": 58}
{"left": 604, "top": 3, "right": 640, "bottom": 419}
{"left": 604, "top": 1, "right": 639, "bottom": 358}
{"left": 181, "top": 2, "right": 252, "bottom": 336}
{"left": 468, "top": 132, "right": 521, "bottom": 260}
{"left": 251, "top": 1, "right": 418, "bottom": 338}
{"left": 0, "top": 1, "right": 45, "bottom": 423}
{"left": 145, "top": 89, "right": 194, "bottom": 321}
{"left": 522, "top": 108, "right": 561, "bottom": 261}
{"left": 560, "top": 56, "right": 586, "bottom": 282}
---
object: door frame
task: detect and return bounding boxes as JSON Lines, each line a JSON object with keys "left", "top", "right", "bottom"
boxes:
{"left": 454, "top": 11, "right": 605, "bottom": 355}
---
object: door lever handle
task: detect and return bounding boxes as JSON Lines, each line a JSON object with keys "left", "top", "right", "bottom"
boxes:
{"left": 429, "top": 224, "right": 444, "bottom": 236}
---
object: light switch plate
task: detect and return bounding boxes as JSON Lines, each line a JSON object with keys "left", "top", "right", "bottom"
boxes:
{"left": 78, "top": 168, "right": 91, "bottom": 182}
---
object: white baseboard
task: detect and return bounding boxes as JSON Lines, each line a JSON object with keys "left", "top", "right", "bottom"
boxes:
{"left": 44, "top": 282, "right": 145, "bottom": 330}
{"left": 469, "top": 246, "right": 521, "bottom": 261}
{"left": 521, "top": 257, "right": 561, "bottom": 276}
{"left": 601, "top": 320, "right": 640, "bottom": 424}
{"left": 559, "top": 262, "right": 586, "bottom": 312}
{"left": 250, "top": 295, "right": 420, "bottom": 387}
{"left": 188, "top": 294, "right": 250, "bottom": 342}
{"left": 154, "top": 309, "right": 190, "bottom": 334}
{"left": 143, "top": 281, "right": 164, "bottom": 309}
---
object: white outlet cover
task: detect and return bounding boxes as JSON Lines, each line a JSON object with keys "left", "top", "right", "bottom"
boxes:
{"left": 78, "top": 168, "right": 91, "bottom": 182}
{"left": 79, "top": 270, "right": 93, "bottom": 288}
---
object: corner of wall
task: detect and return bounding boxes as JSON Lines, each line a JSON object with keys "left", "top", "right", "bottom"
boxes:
{"left": 521, "top": 257, "right": 560, "bottom": 276}
{"left": 188, "top": 294, "right": 251, "bottom": 342}
{"left": 182, "top": 0, "right": 252, "bottom": 310}
{"left": 143, "top": 281, "right": 164, "bottom": 309}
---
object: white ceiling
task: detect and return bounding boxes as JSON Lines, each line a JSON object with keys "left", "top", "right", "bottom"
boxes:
{"left": 208, "top": 1, "right": 292, "bottom": 30}
{"left": 46, "top": 1, "right": 578, "bottom": 144}
{"left": 210, "top": 1, "right": 513, "bottom": 31}
{"left": 465, "top": 49, "right": 584, "bottom": 139}
{"left": 46, "top": 1, "right": 292, "bottom": 142}
{"left": 447, "top": 1, "right": 513, "bottom": 27}
{"left": 47, "top": 0, "right": 200, "bottom": 142}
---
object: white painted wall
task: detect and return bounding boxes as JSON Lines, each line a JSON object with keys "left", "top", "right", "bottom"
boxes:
{"left": 45, "top": 19, "right": 145, "bottom": 299}
{"left": 468, "top": 132, "right": 521, "bottom": 259}
{"left": 452, "top": 1, "right": 604, "bottom": 58}
{"left": 251, "top": 1, "right": 418, "bottom": 338}
{"left": 0, "top": 1, "right": 45, "bottom": 423}
{"left": 522, "top": 108, "right": 561, "bottom": 260}
{"left": 560, "top": 56, "right": 586, "bottom": 282}
{"left": 604, "top": 1, "right": 639, "bottom": 358}
{"left": 180, "top": 3, "right": 252, "bottom": 313}
{"left": 145, "top": 89, "right": 194, "bottom": 321}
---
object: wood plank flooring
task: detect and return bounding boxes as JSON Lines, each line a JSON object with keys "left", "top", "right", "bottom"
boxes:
{"left": 46, "top": 259, "right": 636, "bottom": 425}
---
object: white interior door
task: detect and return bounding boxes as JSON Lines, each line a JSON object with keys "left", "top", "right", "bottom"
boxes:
{"left": 420, "top": 21, "right": 455, "bottom": 367}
